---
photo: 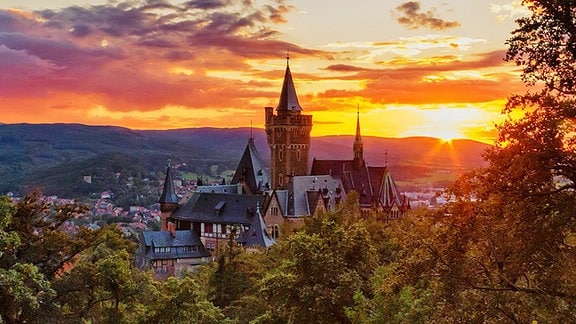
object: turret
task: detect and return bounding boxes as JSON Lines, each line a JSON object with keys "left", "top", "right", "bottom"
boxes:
{"left": 159, "top": 160, "right": 178, "bottom": 231}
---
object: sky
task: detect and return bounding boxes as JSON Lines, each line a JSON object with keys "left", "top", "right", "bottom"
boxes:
{"left": 0, "top": 0, "right": 530, "bottom": 143}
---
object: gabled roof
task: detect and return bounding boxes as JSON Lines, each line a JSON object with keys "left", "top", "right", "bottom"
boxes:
{"left": 141, "top": 230, "right": 210, "bottom": 260}
{"left": 237, "top": 205, "right": 275, "bottom": 248}
{"left": 276, "top": 61, "right": 303, "bottom": 113}
{"left": 310, "top": 159, "right": 373, "bottom": 206}
{"left": 379, "top": 170, "right": 403, "bottom": 208}
{"left": 172, "top": 192, "right": 265, "bottom": 225}
{"left": 269, "top": 175, "right": 344, "bottom": 217}
{"left": 268, "top": 189, "right": 289, "bottom": 216}
{"left": 159, "top": 162, "right": 179, "bottom": 205}
{"left": 231, "top": 138, "right": 270, "bottom": 194}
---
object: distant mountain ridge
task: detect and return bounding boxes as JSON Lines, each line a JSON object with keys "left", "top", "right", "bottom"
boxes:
{"left": 0, "top": 123, "right": 491, "bottom": 197}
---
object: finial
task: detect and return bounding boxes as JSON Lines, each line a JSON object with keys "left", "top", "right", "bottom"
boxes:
{"left": 385, "top": 149, "right": 388, "bottom": 166}
{"left": 286, "top": 50, "right": 290, "bottom": 65}
{"left": 250, "top": 120, "right": 253, "bottom": 140}
{"left": 167, "top": 159, "right": 172, "bottom": 168}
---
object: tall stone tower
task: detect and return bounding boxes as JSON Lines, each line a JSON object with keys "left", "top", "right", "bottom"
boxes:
{"left": 265, "top": 58, "right": 312, "bottom": 189}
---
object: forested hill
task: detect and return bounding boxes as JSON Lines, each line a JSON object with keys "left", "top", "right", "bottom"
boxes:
{"left": 0, "top": 123, "right": 490, "bottom": 197}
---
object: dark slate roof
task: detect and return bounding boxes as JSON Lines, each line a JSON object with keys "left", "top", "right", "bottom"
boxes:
{"left": 310, "top": 159, "right": 373, "bottom": 206}
{"left": 172, "top": 192, "right": 265, "bottom": 225}
{"left": 196, "top": 184, "right": 242, "bottom": 194}
{"left": 292, "top": 175, "right": 344, "bottom": 216}
{"left": 306, "top": 190, "right": 321, "bottom": 215}
{"left": 141, "top": 230, "right": 210, "bottom": 260}
{"left": 276, "top": 62, "right": 303, "bottom": 112}
{"left": 231, "top": 138, "right": 271, "bottom": 194}
{"left": 236, "top": 206, "right": 275, "bottom": 248}
{"left": 159, "top": 164, "right": 178, "bottom": 205}
{"left": 269, "top": 175, "right": 344, "bottom": 217}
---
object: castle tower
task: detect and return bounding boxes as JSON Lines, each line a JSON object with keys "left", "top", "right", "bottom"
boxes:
{"left": 158, "top": 160, "right": 178, "bottom": 231}
{"left": 353, "top": 107, "right": 364, "bottom": 169}
{"left": 265, "top": 57, "right": 312, "bottom": 189}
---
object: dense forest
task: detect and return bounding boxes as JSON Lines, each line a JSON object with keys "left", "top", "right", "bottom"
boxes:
{"left": 2, "top": 1, "right": 576, "bottom": 322}
{"left": 0, "top": 123, "right": 489, "bottom": 199}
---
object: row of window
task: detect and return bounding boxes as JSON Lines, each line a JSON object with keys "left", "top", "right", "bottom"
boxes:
{"left": 153, "top": 246, "right": 200, "bottom": 254}
{"left": 200, "top": 223, "right": 248, "bottom": 239}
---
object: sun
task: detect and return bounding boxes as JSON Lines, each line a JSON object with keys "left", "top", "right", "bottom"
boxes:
{"left": 434, "top": 129, "right": 463, "bottom": 144}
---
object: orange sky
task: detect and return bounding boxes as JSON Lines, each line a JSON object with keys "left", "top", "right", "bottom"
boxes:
{"left": 0, "top": 1, "right": 530, "bottom": 143}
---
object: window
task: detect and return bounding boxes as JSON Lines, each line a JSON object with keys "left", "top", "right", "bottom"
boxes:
{"left": 271, "top": 225, "right": 280, "bottom": 240}
{"left": 271, "top": 206, "right": 279, "bottom": 216}
{"left": 204, "top": 223, "right": 213, "bottom": 236}
{"left": 154, "top": 246, "right": 170, "bottom": 253}
{"left": 181, "top": 246, "right": 198, "bottom": 253}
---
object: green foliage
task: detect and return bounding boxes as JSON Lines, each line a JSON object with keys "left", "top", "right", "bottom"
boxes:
{"left": 0, "top": 263, "right": 55, "bottom": 323}
{"left": 345, "top": 3, "right": 576, "bottom": 322}
{"left": 0, "top": 192, "right": 231, "bottom": 323}
{"left": 256, "top": 192, "right": 383, "bottom": 323}
{"left": 141, "top": 276, "right": 231, "bottom": 324}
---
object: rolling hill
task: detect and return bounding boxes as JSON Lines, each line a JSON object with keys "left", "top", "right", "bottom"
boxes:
{"left": 0, "top": 123, "right": 491, "bottom": 197}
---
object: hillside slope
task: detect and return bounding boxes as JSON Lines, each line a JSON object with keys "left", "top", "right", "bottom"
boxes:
{"left": 0, "top": 123, "right": 490, "bottom": 197}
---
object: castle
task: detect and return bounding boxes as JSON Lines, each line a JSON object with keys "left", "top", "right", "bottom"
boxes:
{"left": 137, "top": 59, "right": 409, "bottom": 277}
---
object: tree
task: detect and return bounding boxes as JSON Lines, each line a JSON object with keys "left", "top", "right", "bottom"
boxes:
{"left": 352, "top": 3, "right": 576, "bottom": 322}
{"left": 0, "top": 193, "right": 153, "bottom": 323}
{"left": 50, "top": 227, "right": 150, "bottom": 323}
{"left": 259, "top": 192, "right": 380, "bottom": 323}
{"left": 141, "top": 276, "right": 231, "bottom": 324}
{"left": 0, "top": 196, "right": 56, "bottom": 324}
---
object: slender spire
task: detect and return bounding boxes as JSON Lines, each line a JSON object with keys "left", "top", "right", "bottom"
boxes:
{"left": 159, "top": 159, "right": 178, "bottom": 205}
{"left": 353, "top": 105, "right": 364, "bottom": 162}
{"left": 276, "top": 55, "right": 303, "bottom": 113}
{"left": 355, "top": 105, "right": 361, "bottom": 139}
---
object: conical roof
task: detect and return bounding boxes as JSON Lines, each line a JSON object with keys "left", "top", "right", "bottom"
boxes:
{"left": 231, "top": 138, "right": 270, "bottom": 194}
{"left": 159, "top": 161, "right": 178, "bottom": 205}
{"left": 276, "top": 61, "right": 303, "bottom": 112}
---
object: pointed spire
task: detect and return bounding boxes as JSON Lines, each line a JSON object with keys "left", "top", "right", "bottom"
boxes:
{"left": 355, "top": 105, "right": 361, "bottom": 140}
{"left": 353, "top": 105, "right": 364, "bottom": 162}
{"left": 276, "top": 55, "right": 303, "bottom": 113}
{"left": 231, "top": 137, "right": 270, "bottom": 194}
{"left": 159, "top": 159, "right": 178, "bottom": 205}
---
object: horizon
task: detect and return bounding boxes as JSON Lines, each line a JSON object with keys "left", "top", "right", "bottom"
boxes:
{"left": 0, "top": 1, "right": 527, "bottom": 144}
{"left": 0, "top": 121, "right": 491, "bottom": 144}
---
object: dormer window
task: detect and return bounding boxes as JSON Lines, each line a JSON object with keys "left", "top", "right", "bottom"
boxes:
{"left": 214, "top": 201, "right": 225, "bottom": 216}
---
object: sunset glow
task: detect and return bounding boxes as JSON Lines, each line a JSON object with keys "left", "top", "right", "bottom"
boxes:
{"left": 0, "top": 0, "right": 530, "bottom": 144}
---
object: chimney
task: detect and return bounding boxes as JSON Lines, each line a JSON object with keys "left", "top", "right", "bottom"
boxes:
{"left": 168, "top": 222, "right": 176, "bottom": 238}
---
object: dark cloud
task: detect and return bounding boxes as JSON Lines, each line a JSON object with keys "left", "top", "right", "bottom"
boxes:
{"left": 394, "top": 1, "right": 461, "bottom": 30}
{"left": 315, "top": 50, "right": 515, "bottom": 105}
{"left": 184, "top": 0, "right": 231, "bottom": 10}
{"left": 0, "top": 1, "right": 326, "bottom": 112}
{"left": 70, "top": 24, "right": 92, "bottom": 37}
{"left": 324, "top": 64, "right": 369, "bottom": 72}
